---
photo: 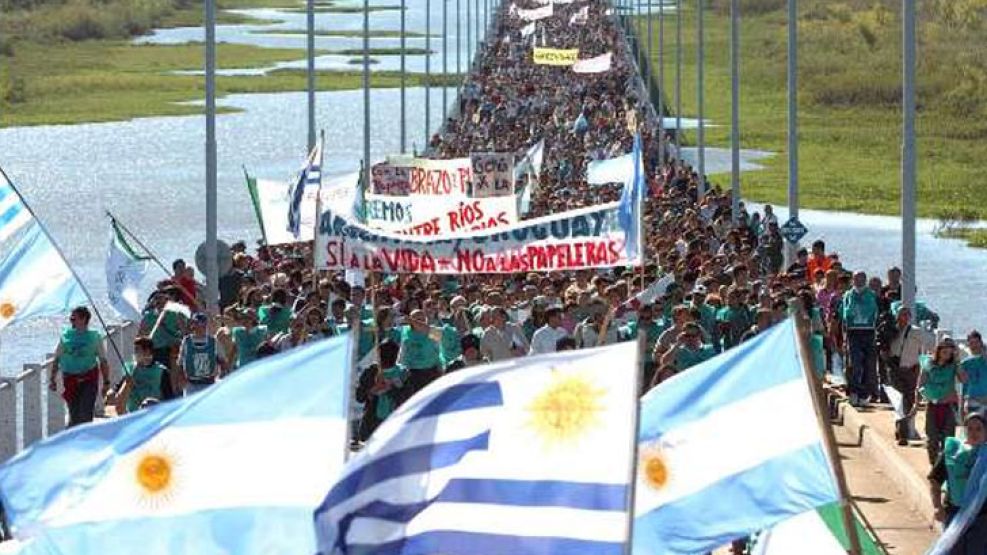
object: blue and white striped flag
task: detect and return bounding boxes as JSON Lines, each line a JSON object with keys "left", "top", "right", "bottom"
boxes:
{"left": 0, "top": 334, "right": 353, "bottom": 555}
{"left": 0, "top": 170, "right": 33, "bottom": 243}
{"left": 634, "top": 319, "right": 841, "bottom": 554}
{"left": 287, "top": 138, "right": 324, "bottom": 238}
{"left": 314, "top": 342, "right": 640, "bottom": 555}
{"left": 926, "top": 446, "right": 987, "bottom": 555}
{"left": 618, "top": 133, "right": 644, "bottom": 261}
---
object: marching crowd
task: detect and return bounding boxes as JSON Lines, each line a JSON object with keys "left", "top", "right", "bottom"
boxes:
{"left": 43, "top": 0, "right": 986, "bottom": 549}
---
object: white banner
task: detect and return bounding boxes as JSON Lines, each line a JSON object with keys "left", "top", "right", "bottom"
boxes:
{"left": 379, "top": 156, "right": 473, "bottom": 197}
{"left": 569, "top": 5, "right": 588, "bottom": 24}
{"left": 514, "top": 139, "right": 545, "bottom": 180}
{"left": 470, "top": 153, "right": 515, "bottom": 198}
{"left": 370, "top": 162, "right": 411, "bottom": 196}
{"left": 364, "top": 194, "right": 518, "bottom": 236}
{"left": 256, "top": 172, "right": 359, "bottom": 245}
{"left": 316, "top": 201, "right": 638, "bottom": 274}
{"left": 521, "top": 21, "right": 537, "bottom": 38}
{"left": 517, "top": 3, "right": 553, "bottom": 21}
{"left": 573, "top": 52, "right": 612, "bottom": 74}
{"left": 587, "top": 153, "right": 634, "bottom": 185}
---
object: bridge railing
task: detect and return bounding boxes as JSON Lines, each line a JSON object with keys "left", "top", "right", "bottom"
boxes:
{"left": 0, "top": 321, "right": 137, "bottom": 462}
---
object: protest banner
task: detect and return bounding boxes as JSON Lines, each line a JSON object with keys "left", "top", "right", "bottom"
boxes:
{"left": 256, "top": 172, "right": 359, "bottom": 245}
{"left": 516, "top": 3, "right": 553, "bottom": 21}
{"left": 533, "top": 47, "right": 580, "bottom": 66}
{"left": 315, "top": 201, "right": 640, "bottom": 274}
{"left": 371, "top": 162, "right": 410, "bottom": 196}
{"left": 470, "top": 153, "right": 515, "bottom": 198}
{"left": 377, "top": 156, "right": 472, "bottom": 197}
{"left": 363, "top": 194, "right": 518, "bottom": 236}
{"left": 573, "top": 52, "right": 612, "bottom": 74}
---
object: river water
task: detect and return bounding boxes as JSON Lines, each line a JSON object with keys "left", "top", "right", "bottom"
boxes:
{"left": 0, "top": 0, "right": 983, "bottom": 373}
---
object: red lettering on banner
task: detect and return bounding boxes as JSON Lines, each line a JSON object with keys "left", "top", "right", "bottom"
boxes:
{"left": 608, "top": 240, "right": 623, "bottom": 263}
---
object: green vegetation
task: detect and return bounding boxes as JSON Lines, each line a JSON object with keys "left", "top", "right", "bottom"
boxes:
{"left": 939, "top": 229, "right": 987, "bottom": 248}
{"left": 634, "top": 0, "right": 987, "bottom": 220}
{"left": 280, "top": 3, "right": 403, "bottom": 12}
{"left": 0, "top": 38, "right": 458, "bottom": 125}
{"left": 251, "top": 29, "right": 432, "bottom": 38}
{"left": 333, "top": 47, "right": 431, "bottom": 55}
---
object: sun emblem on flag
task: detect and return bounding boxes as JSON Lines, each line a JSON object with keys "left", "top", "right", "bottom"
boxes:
{"left": 526, "top": 370, "right": 605, "bottom": 448}
{"left": 0, "top": 301, "right": 16, "bottom": 320}
{"left": 132, "top": 446, "right": 181, "bottom": 509}
{"left": 639, "top": 444, "right": 670, "bottom": 491}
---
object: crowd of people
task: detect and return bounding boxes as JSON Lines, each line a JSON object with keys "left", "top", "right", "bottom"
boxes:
{"left": 41, "top": 0, "right": 986, "bottom": 549}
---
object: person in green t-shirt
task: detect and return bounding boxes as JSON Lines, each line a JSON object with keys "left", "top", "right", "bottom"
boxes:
{"left": 258, "top": 289, "right": 292, "bottom": 336}
{"left": 959, "top": 330, "right": 987, "bottom": 414}
{"left": 50, "top": 306, "right": 109, "bottom": 427}
{"left": 661, "top": 323, "right": 715, "bottom": 373}
{"left": 113, "top": 337, "right": 170, "bottom": 415}
{"left": 399, "top": 310, "right": 442, "bottom": 395}
{"left": 921, "top": 337, "right": 960, "bottom": 465}
{"left": 223, "top": 308, "right": 269, "bottom": 369}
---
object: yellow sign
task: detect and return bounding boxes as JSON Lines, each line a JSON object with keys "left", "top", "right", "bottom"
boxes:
{"left": 532, "top": 48, "right": 580, "bottom": 66}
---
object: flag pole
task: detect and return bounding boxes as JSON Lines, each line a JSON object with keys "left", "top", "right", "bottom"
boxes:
{"left": 0, "top": 165, "right": 127, "bottom": 371}
{"left": 621, "top": 330, "right": 645, "bottom": 555}
{"left": 344, "top": 302, "right": 363, "bottom": 461}
{"left": 314, "top": 130, "right": 326, "bottom": 280}
{"left": 789, "top": 299, "right": 862, "bottom": 555}
{"left": 105, "top": 210, "right": 171, "bottom": 278}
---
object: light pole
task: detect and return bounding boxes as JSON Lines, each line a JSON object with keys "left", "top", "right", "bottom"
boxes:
{"left": 696, "top": 0, "right": 705, "bottom": 198}
{"left": 204, "top": 0, "right": 218, "bottom": 314}
{"left": 902, "top": 0, "right": 916, "bottom": 311}
{"left": 785, "top": 0, "right": 799, "bottom": 263}
{"left": 425, "top": 0, "right": 431, "bottom": 146}
{"left": 306, "top": 0, "right": 316, "bottom": 151}
{"left": 400, "top": 0, "right": 406, "bottom": 152}
{"left": 675, "top": 0, "right": 682, "bottom": 158}
{"left": 659, "top": 0, "right": 665, "bottom": 161}
{"left": 364, "top": 0, "right": 372, "bottom": 206}
{"left": 730, "top": 0, "right": 740, "bottom": 224}
{"left": 443, "top": 0, "right": 448, "bottom": 122}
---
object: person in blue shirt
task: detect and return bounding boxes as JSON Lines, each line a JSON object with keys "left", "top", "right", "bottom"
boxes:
{"left": 398, "top": 310, "right": 442, "bottom": 396}
{"left": 840, "top": 271, "right": 880, "bottom": 407}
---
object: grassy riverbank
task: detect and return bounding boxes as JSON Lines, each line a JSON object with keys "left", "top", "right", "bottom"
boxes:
{"left": 0, "top": 40, "right": 457, "bottom": 125}
{"left": 0, "top": 0, "right": 460, "bottom": 126}
{"left": 635, "top": 0, "right": 987, "bottom": 220}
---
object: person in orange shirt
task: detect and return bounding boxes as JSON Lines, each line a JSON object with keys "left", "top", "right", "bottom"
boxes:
{"left": 806, "top": 239, "right": 833, "bottom": 280}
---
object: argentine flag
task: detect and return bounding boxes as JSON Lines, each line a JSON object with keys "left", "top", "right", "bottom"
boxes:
{"left": 0, "top": 334, "right": 352, "bottom": 555}
{"left": 314, "top": 341, "right": 640, "bottom": 555}
{"left": 0, "top": 222, "right": 87, "bottom": 331}
{"left": 634, "top": 319, "right": 841, "bottom": 554}
{"left": 0, "top": 169, "right": 33, "bottom": 243}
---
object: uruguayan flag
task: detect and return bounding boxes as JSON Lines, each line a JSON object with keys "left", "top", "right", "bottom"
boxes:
{"left": 0, "top": 222, "right": 87, "bottom": 331}
{"left": 287, "top": 138, "right": 324, "bottom": 238}
{"left": 0, "top": 169, "right": 33, "bottom": 243}
{"left": 0, "top": 334, "right": 352, "bottom": 555}
{"left": 634, "top": 319, "right": 840, "bottom": 554}
{"left": 314, "top": 342, "right": 640, "bottom": 555}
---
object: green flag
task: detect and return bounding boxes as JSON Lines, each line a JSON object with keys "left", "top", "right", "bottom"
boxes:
{"left": 243, "top": 166, "right": 268, "bottom": 245}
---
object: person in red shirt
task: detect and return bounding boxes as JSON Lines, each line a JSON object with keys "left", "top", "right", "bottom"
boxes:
{"left": 806, "top": 239, "right": 833, "bottom": 280}
{"left": 171, "top": 259, "right": 200, "bottom": 311}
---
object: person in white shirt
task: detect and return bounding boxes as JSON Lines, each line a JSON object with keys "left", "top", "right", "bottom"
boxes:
{"left": 530, "top": 307, "right": 570, "bottom": 355}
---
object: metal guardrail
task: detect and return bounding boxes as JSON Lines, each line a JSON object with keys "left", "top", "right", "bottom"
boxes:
{"left": 0, "top": 321, "right": 137, "bottom": 462}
